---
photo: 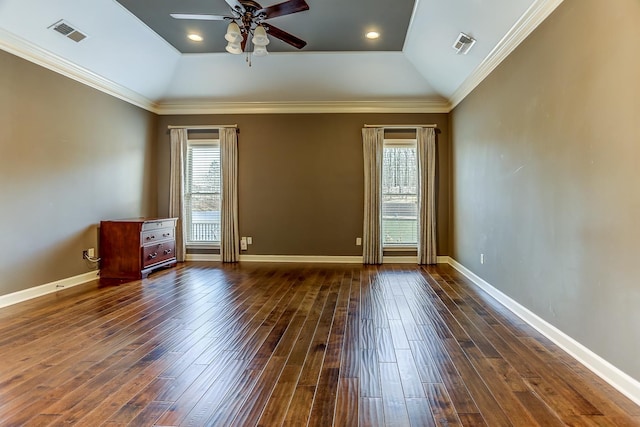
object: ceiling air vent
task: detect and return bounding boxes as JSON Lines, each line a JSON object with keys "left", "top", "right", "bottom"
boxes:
{"left": 49, "top": 20, "right": 88, "bottom": 43}
{"left": 452, "top": 32, "right": 476, "bottom": 55}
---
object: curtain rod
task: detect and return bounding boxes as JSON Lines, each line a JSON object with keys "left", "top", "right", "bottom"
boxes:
{"left": 167, "top": 124, "right": 238, "bottom": 130}
{"left": 364, "top": 124, "right": 437, "bottom": 129}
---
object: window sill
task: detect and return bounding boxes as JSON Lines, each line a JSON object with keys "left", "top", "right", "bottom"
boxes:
{"left": 383, "top": 246, "right": 417, "bottom": 252}
{"left": 187, "top": 243, "right": 220, "bottom": 249}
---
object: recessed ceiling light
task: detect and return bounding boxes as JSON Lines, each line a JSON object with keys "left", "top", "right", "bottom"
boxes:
{"left": 366, "top": 31, "right": 380, "bottom": 40}
{"left": 188, "top": 33, "right": 203, "bottom": 42}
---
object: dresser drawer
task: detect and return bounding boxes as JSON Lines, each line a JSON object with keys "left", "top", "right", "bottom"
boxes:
{"left": 141, "top": 228, "right": 174, "bottom": 245}
{"left": 142, "top": 241, "right": 176, "bottom": 268}
{"left": 142, "top": 220, "right": 173, "bottom": 232}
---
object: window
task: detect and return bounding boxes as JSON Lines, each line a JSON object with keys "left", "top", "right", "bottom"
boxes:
{"left": 382, "top": 139, "right": 418, "bottom": 247}
{"left": 185, "top": 139, "right": 221, "bottom": 246}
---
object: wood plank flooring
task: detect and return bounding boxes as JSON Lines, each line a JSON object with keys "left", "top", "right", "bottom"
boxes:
{"left": 0, "top": 262, "right": 638, "bottom": 426}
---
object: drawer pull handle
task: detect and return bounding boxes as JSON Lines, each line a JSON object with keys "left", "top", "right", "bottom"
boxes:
{"left": 146, "top": 235, "right": 155, "bottom": 240}
{"left": 164, "top": 249, "right": 172, "bottom": 255}
{"left": 148, "top": 252, "right": 158, "bottom": 259}
{"left": 163, "top": 233, "right": 170, "bottom": 237}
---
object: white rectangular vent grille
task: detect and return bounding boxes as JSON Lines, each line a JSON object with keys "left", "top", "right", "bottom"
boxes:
{"left": 49, "top": 20, "right": 88, "bottom": 43}
{"left": 453, "top": 32, "right": 476, "bottom": 55}
{"left": 53, "top": 22, "right": 74, "bottom": 35}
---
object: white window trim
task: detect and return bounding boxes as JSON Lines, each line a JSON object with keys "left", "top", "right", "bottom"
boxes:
{"left": 186, "top": 138, "right": 220, "bottom": 249}
{"left": 384, "top": 138, "right": 417, "bottom": 148}
{"left": 382, "top": 138, "right": 418, "bottom": 249}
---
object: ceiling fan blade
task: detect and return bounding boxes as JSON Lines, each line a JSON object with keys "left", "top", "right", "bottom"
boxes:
{"left": 225, "top": 0, "right": 246, "bottom": 14}
{"left": 265, "top": 24, "right": 307, "bottom": 49}
{"left": 170, "top": 13, "right": 228, "bottom": 21}
{"left": 257, "top": 0, "right": 309, "bottom": 19}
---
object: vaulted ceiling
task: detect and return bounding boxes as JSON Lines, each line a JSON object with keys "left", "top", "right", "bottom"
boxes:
{"left": 0, "top": 0, "right": 563, "bottom": 114}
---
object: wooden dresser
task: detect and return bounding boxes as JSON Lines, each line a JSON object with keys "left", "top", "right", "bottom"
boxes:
{"left": 99, "top": 217, "right": 177, "bottom": 281}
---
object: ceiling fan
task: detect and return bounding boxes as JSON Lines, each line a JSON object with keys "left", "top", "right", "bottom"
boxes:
{"left": 171, "top": 0, "right": 309, "bottom": 53}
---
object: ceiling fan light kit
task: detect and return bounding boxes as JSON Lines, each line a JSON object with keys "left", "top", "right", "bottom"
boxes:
{"left": 173, "top": 0, "right": 309, "bottom": 65}
{"left": 225, "top": 21, "right": 244, "bottom": 54}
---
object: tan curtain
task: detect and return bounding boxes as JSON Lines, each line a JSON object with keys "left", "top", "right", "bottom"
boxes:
{"left": 169, "top": 128, "right": 188, "bottom": 262}
{"left": 362, "top": 128, "right": 384, "bottom": 264}
{"left": 417, "top": 127, "right": 437, "bottom": 265}
{"left": 220, "top": 128, "right": 240, "bottom": 262}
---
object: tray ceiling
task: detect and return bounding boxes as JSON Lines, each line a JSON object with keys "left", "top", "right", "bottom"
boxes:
{"left": 0, "top": 0, "right": 564, "bottom": 113}
{"left": 115, "top": 0, "right": 416, "bottom": 53}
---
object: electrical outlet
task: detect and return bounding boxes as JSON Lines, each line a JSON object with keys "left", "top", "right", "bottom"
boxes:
{"left": 83, "top": 248, "right": 95, "bottom": 260}
{"left": 356, "top": 237, "right": 362, "bottom": 246}
{"left": 480, "top": 253, "right": 484, "bottom": 264}
{"left": 240, "top": 237, "right": 247, "bottom": 250}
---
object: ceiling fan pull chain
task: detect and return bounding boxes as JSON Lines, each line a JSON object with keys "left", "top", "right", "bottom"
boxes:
{"left": 245, "top": 33, "right": 251, "bottom": 67}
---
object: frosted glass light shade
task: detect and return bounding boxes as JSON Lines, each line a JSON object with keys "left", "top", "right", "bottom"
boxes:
{"left": 253, "top": 45, "right": 268, "bottom": 56}
{"left": 252, "top": 25, "right": 270, "bottom": 46}
{"left": 225, "top": 22, "right": 242, "bottom": 43}
{"left": 225, "top": 41, "right": 243, "bottom": 54}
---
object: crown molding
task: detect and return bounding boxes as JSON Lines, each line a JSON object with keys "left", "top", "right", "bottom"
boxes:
{"left": 0, "top": 28, "right": 160, "bottom": 113}
{"left": 0, "top": 27, "right": 449, "bottom": 116}
{"left": 155, "top": 99, "right": 451, "bottom": 115}
{"left": 449, "top": 0, "right": 564, "bottom": 109}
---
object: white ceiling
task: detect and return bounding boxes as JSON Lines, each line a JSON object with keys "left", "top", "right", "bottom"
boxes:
{"left": 0, "top": 0, "right": 564, "bottom": 114}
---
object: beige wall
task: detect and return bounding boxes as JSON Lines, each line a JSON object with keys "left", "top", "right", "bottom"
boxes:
{"left": 157, "top": 113, "right": 450, "bottom": 257}
{"left": 0, "top": 46, "right": 451, "bottom": 296}
{"left": 0, "top": 50, "right": 157, "bottom": 296}
{"left": 451, "top": 0, "right": 640, "bottom": 379}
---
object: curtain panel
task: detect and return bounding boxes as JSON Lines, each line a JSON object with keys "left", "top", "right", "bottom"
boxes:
{"left": 169, "top": 128, "right": 188, "bottom": 262}
{"left": 417, "top": 127, "right": 437, "bottom": 265}
{"left": 362, "top": 128, "right": 384, "bottom": 264}
{"left": 220, "top": 128, "right": 240, "bottom": 262}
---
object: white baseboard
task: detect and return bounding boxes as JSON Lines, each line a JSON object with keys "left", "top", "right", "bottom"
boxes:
{"left": 240, "top": 255, "right": 364, "bottom": 263}
{"left": 0, "top": 270, "right": 100, "bottom": 309}
{"left": 447, "top": 257, "right": 640, "bottom": 407}
{"left": 186, "top": 253, "right": 222, "bottom": 262}
{"left": 186, "top": 254, "right": 362, "bottom": 263}
{"left": 383, "top": 256, "right": 416, "bottom": 263}
{"left": 185, "top": 254, "right": 451, "bottom": 264}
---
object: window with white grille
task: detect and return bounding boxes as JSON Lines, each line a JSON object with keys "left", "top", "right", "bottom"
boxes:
{"left": 185, "top": 139, "right": 221, "bottom": 246}
{"left": 382, "top": 139, "right": 418, "bottom": 247}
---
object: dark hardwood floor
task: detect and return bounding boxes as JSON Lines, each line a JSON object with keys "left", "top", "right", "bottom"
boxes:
{"left": 0, "top": 262, "right": 638, "bottom": 426}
